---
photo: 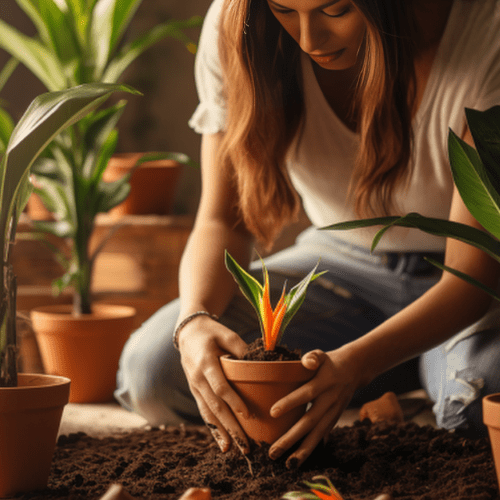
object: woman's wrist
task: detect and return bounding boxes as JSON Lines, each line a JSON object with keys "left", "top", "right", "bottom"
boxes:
{"left": 173, "top": 311, "right": 219, "bottom": 350}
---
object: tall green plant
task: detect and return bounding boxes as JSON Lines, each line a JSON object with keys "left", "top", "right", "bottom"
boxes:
{"left": 0, "top": 0, "right": 202, "bottom": 91}
{"left": 0, "top": 0, "right": 202, "bottom": 314}
{"left": 324, "top": 106, "right": 500, "bottom": 300}
{"left": 0, "top": 83, "right": 137, "bottom": 387}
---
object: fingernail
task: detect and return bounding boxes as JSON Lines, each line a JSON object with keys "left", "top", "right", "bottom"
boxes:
{"left": 207, "top": 425, "right": 229, "bottom": 452}
{"left": 286, "top": 455, "right": 301, "bottom": 469}
{"left": 269, "top": 446, "right": 284, "bottom": 460}
{"left": 270, "top": 406, "right": 281, "bottom": 418}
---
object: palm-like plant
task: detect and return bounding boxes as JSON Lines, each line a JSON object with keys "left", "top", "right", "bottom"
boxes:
{"left": 0, "top": 0, "right": 202, "bottom": 314}
{"left": 0, "top": 83, "right": 136, "bottom": 387}
{"left": 324, "top": 106, "right": 500, "bottom": 300}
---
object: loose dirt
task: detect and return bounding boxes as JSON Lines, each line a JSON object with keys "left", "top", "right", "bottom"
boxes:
{"left": 19, "top": 419, "right": 499, "bottom": 500}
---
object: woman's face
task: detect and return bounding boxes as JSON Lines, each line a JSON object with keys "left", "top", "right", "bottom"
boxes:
{"left": 266, "top": 0, "right": 366, "bottom": 70}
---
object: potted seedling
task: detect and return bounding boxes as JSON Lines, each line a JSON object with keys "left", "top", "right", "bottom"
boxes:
{"left": 221, "top": 251, "right": 325, "bottom": 444}
{"left": 0, "top": 82, "right": 133, "bottom": 497}
{"left": 324, "top": 105, "right": 500, "bottom": 489}
{"left": 0, "top": 0, "right": 202, "bottom": 219}
{"left": 283, "top": 475, "right": 344, "bottom": 500}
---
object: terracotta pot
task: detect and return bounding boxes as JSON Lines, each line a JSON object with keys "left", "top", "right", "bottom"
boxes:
{"left": 31, "top": 304, "right": 136, "bottom": 403}
{"left": 103, "top": 153, "right": 182, "bottom": 217}
{"left": 0, "top": 373, "right": 70, "bottom": 497}
{"left": 220, "top": 355, "right": 315, "bottom": 444}
{"left": 483, "top": 393, "right": 500, "bottom": 489}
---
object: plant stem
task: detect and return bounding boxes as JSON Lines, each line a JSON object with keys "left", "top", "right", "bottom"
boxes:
{"left": 0, "top": 264, "right": 17, "bottom": 387}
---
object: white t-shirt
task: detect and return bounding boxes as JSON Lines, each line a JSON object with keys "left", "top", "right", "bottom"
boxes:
{"left": 189, "top": 0, "right": 500, "bottom": 252}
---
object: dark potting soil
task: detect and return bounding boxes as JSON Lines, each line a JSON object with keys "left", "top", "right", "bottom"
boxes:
{"left": 241, "top": 338, "right": 301, "bottom": 361}
{"left": 19, "top": 420, "right": 499, "bottom": 500}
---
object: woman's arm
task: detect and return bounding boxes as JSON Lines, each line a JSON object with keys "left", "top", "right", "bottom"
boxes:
{"left": 176, "top": 132, "right": 255, "bottom": 454}
{"left": 268, "top": 131, "right": 500, "bottom": 468}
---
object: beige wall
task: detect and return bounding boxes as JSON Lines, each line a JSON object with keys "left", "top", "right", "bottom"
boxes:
{"left": 0, "top": 0, "right": 214, "bottom": 214}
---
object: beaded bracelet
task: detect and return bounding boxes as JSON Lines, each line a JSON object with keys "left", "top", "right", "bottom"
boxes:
{"left": 173, "top": 311, "right": 219, "bottom": 350}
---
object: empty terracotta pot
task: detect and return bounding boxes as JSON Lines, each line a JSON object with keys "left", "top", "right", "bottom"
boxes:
{"left": 31, "top": 304, "right": 136, "bottom": 403}
{"left": 103, "top": 153, "right": 182, "bottom": 217}
{"left": 220, "top": 355, "right": 316, "bottom": 445}
{"left": 0, "top": 373, "right": 70, "bottom": 497}
{"left": 483, "top": 393, "right": 500, "bottom": 489}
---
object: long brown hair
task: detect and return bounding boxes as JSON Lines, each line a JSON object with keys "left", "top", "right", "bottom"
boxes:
{"left": 218, "top": 0, "right": 416, "bottom": 248}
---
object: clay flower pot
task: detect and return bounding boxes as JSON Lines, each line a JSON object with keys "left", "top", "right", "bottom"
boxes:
{"left": 0, "top": 373, "right": 70, "bottom": 497}
{"left": 103, "top": 152, "right": 182, "bottom": 217}
{"left": 220, "top": 354, "right": 315, "bottom": 445}
{"left": 31, "top": 304, "right": 136, "bottom": 403}
{"left": 483, "top": 393, "right": 500, "bottom": 489}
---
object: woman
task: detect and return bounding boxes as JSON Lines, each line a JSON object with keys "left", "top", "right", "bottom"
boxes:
{"left": 116, "top": 0, "right": 500, "bottom": 468}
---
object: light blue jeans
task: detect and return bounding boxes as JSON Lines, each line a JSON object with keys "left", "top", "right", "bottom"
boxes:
{"left": 115, "top": 227, "right": 500, "bottom": 436}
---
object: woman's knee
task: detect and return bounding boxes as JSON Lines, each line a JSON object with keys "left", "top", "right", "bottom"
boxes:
{"left": 421, "top": 324, "right": 500, "bottom": 437}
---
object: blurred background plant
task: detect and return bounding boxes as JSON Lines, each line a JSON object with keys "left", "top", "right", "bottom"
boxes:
{"left": 0, "top": 0, "right": 202, "bottom": 315}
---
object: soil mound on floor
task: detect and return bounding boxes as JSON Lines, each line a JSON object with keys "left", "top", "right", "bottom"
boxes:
{"left": 20, "top": 420, "right": 499, "bottom": 499}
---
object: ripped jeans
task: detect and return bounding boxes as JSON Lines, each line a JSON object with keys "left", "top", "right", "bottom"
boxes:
{"left": 421, "top": 306, "right": 500, "bottom": 437}
{"left": 115, "top": 227, "right": 500, "bottom": 437}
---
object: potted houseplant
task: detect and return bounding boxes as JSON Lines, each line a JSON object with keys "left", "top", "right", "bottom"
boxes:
{"left": 221, "top": 251, "right": 325, "bottom": 445}
{"left": 324, "top": 105, "right": 500, "bottom": 488}
{"left": 0, "top": 82, "right": 133, "bottom": 497}
{"left": 0, "top": 0, "right": 202, "bottom": 219}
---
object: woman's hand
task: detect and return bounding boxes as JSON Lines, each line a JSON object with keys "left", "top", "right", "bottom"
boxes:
{"left": 178, "top": 315, "right": 251, "bottom": 454}
{"left": 268, "top": 347, "right": 364, "bottom": 468}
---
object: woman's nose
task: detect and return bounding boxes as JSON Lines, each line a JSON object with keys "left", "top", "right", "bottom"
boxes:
{"left": 299, "top": 15, "right": 329, "bottom": 53}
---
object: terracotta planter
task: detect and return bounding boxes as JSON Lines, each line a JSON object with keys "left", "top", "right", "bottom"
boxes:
{"left": 31, "top": 304, "right": 136, "bottom": 403}
{"left": 0, "top": 373, "right": 70, "bottom": 497}
{"left": 220, "top": 355, "right": 315, "bottom": 444}
{"left": 483, "top": 393, "right": 500, "bottom": 489}
{"left": 103, "top": 153, "right": 182, "bottom": 217}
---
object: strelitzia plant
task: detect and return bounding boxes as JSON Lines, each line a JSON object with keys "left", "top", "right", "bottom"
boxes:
{"left": 225, "top": 251, "right": 326, "bottom": 351}
{"left": 283, "top": 475, "right": 344, "bottom": 500}
{"left": 0, "top": 83, "right": 133, "bottom": 387}
{"left": 324, "top": 106, "right": 500, "bottom": 301}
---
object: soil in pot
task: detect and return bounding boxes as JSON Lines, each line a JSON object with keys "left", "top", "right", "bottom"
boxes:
{"left": 17, "top": 420, "right": 498, "bottom": 500}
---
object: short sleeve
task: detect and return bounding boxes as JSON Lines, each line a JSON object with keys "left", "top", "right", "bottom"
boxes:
{"left": 188, "top": 0, "right": 227, "bottom": 135}
{"left": 467, "top": 1, "right": 500, "bottom": 111}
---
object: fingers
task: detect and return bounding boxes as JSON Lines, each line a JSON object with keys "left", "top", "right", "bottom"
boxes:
{"left": 270, "top": 350, "right": 329, "bottom": 418}
{"left": 270, "top": 390, "right": 348, "bottom": 468}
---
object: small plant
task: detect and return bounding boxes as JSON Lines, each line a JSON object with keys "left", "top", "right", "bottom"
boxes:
{"left": 225, "top": 251, "right": 325, "bottom": 351}
{"left": 282, "top": 475, "right": 344, "bottom": 500}
{"left": 325, "top": 106, "right": 500, "bottom": 301}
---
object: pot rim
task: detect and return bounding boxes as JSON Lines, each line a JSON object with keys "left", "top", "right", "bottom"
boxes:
{"left": 483, "top": 393, "right": 500, "bottom": 427}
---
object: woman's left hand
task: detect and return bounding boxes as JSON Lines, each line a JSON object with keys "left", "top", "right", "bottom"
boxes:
{"left": 268, "top": 347, "right": 363, "bottom": 468}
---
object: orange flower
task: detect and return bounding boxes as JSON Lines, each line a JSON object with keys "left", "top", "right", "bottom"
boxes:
{"left": 260, "top": 271, "right": 287, "bottom": 351}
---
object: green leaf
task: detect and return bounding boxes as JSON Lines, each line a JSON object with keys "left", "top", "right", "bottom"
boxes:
{"left": 0, "top": 18, "right": 66, "bottom": 91}
{"left": 279, "top": 263, "right": 326, "bottom": 344}
{"left": 323, "top": 213, "right": 500, "bottom": 263}
{"left": 89, "top": 0, "right": 144, "bottom": 80}
{"left": 95, "top": 176, "right": 131, "bottom": 213}
{"left": 448, "top": 130, "right": 500, "bottom": 241}
{"left": 102, "top": 17, "right": 202, "bottom": 83}
{"left": 0, "top": 57, "right": 19, "bottom": 93}
{"left": 225, "top": 251, "right": 264, "bottom": 320}
{"left": 39, "top": 0, "right": 81, "bottom": 66}
{"left": 0, "top": 107, "right": 14, "bottom": 155}
{"left": 424, "top": 257, "right": 500, "bottom": 301}
{"left": 465, "top": 106, "right": 500, "bottom": 195}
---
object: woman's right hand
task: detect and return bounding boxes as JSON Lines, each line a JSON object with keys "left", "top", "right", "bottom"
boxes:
{"left": 177, "top": 314, "right": 251, "bottom": 454}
